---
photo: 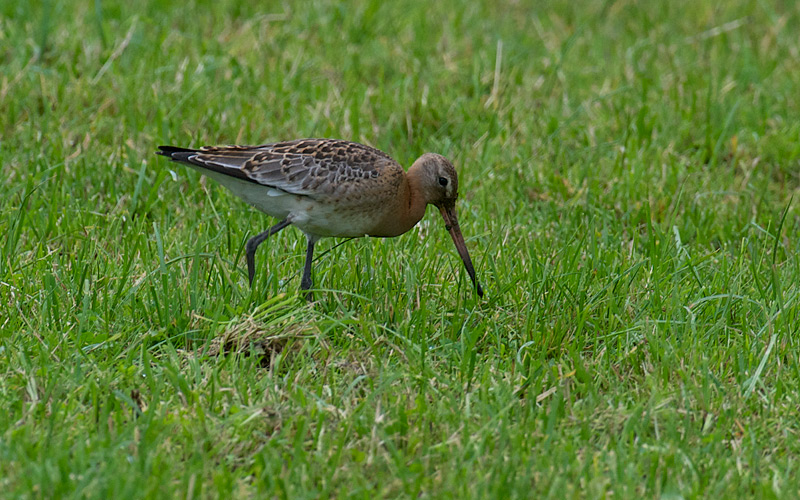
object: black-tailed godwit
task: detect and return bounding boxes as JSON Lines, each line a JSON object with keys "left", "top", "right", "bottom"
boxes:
{"left": 157, "top": 139, "right": 483, "bottom": 300}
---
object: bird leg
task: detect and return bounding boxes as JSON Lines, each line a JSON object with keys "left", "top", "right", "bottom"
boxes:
{"left": 300, "top": 238, "right": 315, "bottom": 301}
{"left": 246, "top": 219, "right": 291, "bottom": 285}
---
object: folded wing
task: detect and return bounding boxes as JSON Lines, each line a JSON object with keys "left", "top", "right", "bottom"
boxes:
{"left": 157, "top": 139, "right": 399, "bottom": 199}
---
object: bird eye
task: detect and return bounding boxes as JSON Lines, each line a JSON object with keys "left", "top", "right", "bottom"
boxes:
{"left": 438, "top": 177, "right": 448, "bottom": 187}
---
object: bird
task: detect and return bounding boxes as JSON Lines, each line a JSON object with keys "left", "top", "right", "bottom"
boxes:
{"left": 156, "top": 138, "right": 483, "bottom": 300}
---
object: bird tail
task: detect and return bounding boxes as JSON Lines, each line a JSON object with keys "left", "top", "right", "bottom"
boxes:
{"left": 156, "top": 145, "right": 199, "bottom": 162}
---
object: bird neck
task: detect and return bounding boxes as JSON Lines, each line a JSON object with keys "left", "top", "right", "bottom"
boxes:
{"left": 369, "top": 167, "right": 428, "bottom": 237}
{"left": 403, "top": 166, "right": 429, "bottom": 230}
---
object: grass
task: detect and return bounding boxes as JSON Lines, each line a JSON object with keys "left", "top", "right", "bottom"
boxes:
{"left": 2, "top": 0, "right": 800, "bottom": 497}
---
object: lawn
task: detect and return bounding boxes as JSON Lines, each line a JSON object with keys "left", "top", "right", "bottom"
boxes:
{"left": 2, "top": 0, "right": 800, "bottom": 497}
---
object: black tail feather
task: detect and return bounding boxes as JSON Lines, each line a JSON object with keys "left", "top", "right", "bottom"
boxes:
{"left": 156, "top": 145, "right": 201, "bottom": 162}
{"left": 155, "top": 144, "right": 258, "bottom": 184}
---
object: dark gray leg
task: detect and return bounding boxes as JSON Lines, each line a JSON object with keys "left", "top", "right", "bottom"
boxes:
{"left": 300, "top": 238, "right": 315, "bottom": 301}
{"left": 246, "top": 219, "right": 291, "bottom": 286}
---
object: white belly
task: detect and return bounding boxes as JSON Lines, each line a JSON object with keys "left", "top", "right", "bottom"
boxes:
{"left": 191, "top": 167, "right": 375, "bottom": 239}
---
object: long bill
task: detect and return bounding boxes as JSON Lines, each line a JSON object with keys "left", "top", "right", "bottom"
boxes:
{"left": 438, "top": 204, "right": 484, "bottom": 297}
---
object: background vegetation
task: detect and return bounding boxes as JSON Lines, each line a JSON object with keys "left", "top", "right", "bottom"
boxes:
{"left": 2, "top": 0, "right": 800, "bottom": 497}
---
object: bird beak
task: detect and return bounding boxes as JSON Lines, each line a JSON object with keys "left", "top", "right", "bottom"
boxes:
{"left": 438, "top": 203, "right": 484, "bottom": 297}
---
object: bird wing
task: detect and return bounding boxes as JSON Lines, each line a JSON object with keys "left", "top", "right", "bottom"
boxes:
{"left": 157, "top": 139, "right": 401, "bottom": 198}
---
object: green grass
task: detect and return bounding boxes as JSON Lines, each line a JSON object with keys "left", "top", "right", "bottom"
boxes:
{"left": 2, "top": 0, "right": 800, "bottom": 497}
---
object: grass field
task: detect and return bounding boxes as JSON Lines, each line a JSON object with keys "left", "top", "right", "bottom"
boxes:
{"left": 2, "top": 0, "right": 800, "bottom": 497}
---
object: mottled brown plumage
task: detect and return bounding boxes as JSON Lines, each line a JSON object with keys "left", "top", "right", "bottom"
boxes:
{"left": 157, "top": 139, "right": 482, "bottom": 300}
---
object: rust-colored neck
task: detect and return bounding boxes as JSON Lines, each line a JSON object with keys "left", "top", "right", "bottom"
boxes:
{"left": 370, "top": 166, "right": 428, "bottom": 237}
{"left": 403, "top": 167, "right": 429, "bottom": 230}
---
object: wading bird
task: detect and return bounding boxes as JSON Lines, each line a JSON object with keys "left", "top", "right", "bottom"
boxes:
{"left": 157, "top": 139, "right": 483, "bottom": 300}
